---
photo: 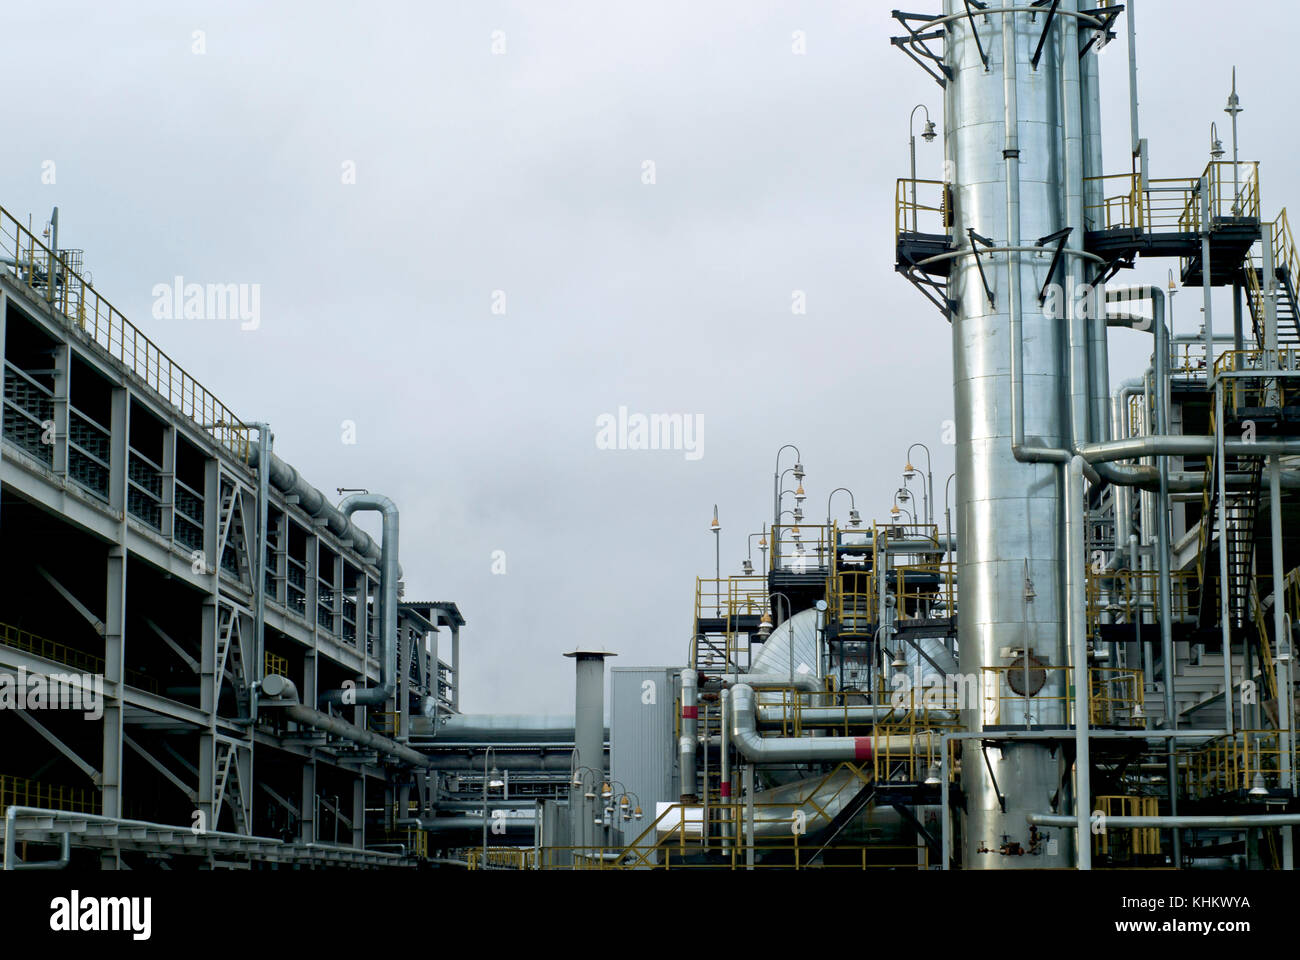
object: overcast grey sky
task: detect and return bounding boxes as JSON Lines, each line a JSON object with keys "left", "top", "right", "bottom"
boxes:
{"left": 7, "top": 1, "right": 1298, "bottom": 713}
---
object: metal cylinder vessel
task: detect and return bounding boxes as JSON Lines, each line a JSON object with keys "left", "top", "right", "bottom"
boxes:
{"left": 944, "top": 0, "right": 1088, "bottom": 867}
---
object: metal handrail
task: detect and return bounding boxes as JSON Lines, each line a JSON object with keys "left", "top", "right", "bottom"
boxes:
{"left": 0, "top": 204, "right": 250, "bottom": 460}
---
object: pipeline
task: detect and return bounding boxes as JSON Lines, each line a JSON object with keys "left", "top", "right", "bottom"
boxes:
{"left": 411, "top": 714, "right": 586, "bottom": 742}
{"left": 679, "top": 668, "right": 698, "bottom": 799}
{"left": 730, "top": 684, "right": 934, "bottom": 764}
{"left": 247, "top": 447, "right": 385, "bottom": 566}
{"left": 1031, "top": 813, "right": 1300, "bottom": 829}
{"left": 319, "top": 494, "right": 398, "bottom": 707}
{"left": 258, "top": 675, "right": 429, "bottom": 767}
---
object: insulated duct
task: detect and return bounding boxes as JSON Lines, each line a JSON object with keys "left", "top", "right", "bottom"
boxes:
{"left": 730, "top": 684, "right": 937, "bottom": 764}
{"left": 259, "top": 675, "right": 429, "bottom": 767}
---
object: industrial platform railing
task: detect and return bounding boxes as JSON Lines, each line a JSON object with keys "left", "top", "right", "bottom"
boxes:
{"left": 0, "top": 621, "right": 156, "bottom": 692}
{"left": 1186, "top": 730, "right": 1286, "bottom": 800}
{"left": 1, "top": 774, "right": 101, "bottom": 816}
{"left": 981, "top": 664, "right": 1146, "bottom": 728}
{"left": 1083, "top": 160, "right": 1260, "bottom": 234}
{"left": 0, "top": 203, "right": 250, "bottom": 460}
{"left": 1093, "top": 795, "right": 1160, "bottom": 860}
{"left": 895, "top": 177, "right": 949, "bottom": 242}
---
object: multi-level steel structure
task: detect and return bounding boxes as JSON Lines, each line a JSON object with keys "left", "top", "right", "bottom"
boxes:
{"left": 2, "top": 0, "right": 1299, "bottom": 871}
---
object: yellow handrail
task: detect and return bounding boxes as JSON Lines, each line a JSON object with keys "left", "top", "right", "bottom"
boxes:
{"left": 0, "top": 773, "right": 100, "bottom": 815}
{"left": 0, "top": 203, "right": 250, "bottom": 460}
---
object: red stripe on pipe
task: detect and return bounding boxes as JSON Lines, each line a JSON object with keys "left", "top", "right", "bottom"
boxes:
{"left": 720, "top": 783, "right": 731, "bottom": 798}
{"left": 681, "top": 706, "right": 698, "bottom": 719}
{"left": 854, "top": 737, "right": 873, "bottom": 760}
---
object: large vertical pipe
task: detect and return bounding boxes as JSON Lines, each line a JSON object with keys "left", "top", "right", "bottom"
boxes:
{"left": 251, "top": 424, "right": 271, "bottom": 724}
{"left": 1067, "top": 456, "right": 1091, "bottom": 869}
{"left": 320, "top": 494, "right": 399, "bottom": 706}
{"left": 720, "top": 687, "right": 732, "bottom": 848}
{"left": 566, "top": 649, "right": 614, "bottom": 860}
{"left": 679, "top": 668, "right": 698, "bottom": 801}
{"left": 951, "top": 0, "right": 1072, "bottom": 868}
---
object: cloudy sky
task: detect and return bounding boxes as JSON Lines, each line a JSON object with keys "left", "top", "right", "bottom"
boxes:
{"left": 6, "top": 1, "right": 1298, "bottom": 713}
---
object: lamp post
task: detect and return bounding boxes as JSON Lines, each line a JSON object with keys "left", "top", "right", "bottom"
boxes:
{"left": 1225, "top": 68, "right": 1242, "bottom": 215}
{"left": 757, "top": 591, "right": 795, "bottom": 682}
{"left": 745, "top": 526, "right": 768, "bottom": 577}
{"left": 711, "top": 505, "right": 722, "bottom": 616}
{"left": 826, "top": 487, "right": 859, "bottom": 532}
{"left": 569, "top": 764, "right": 602, "bottom": 867}
{"left": 772, "top": 445, "right": 803, "bottom": 530}
{"left": 890, "top": 499, "right": 915, "bottom": 529}
{"left": 906, "top": 443, "right": 935, "bottom": 527}
{"left": 909, "top": 104, "right": 938, "bottom": 233}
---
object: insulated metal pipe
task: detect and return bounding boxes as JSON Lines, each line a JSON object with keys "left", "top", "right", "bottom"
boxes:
{"left": 1066, "top": 456, "right": 1091, "bottom": 869}
{"left": 246, "top": 447, "right": 385, "bottom": 566}
{"left": 1031, "top": 813, "right": 1300, "bottom": 829}
{"left": 730, "top": 685, "right": 927, "bottom": 764}
{"left": 259, "top": 675, "right": 430, "bottom": 767}
{"left": 319, "top": 494, "right": 399, "bottom": 706}
{"left": 3, "top": 806, "right": 71, "bottom": 870}
{"left": 720, "top": 687, "right": 732, "bottom": 847}
{"left": 679, "top": 668, "right": 698, "bottom": 799}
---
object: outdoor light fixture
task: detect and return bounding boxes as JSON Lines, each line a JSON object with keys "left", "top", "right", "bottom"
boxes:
{"left": 924, "top": 764, "right": 942, "bottom": 786}
{"left": 921, "top": 120, "right": 937, "bottom": 142}
{"left": 1210, "top": 122, "right": 1225, "bottom": 160}
{"left": 795, "top": 484, "right": 806, "bottom": 503}
{"left": 757, "top": 612, "right": 773, "bottom": 639}
{"left": 742, "top": 559, "right": 753, "bottom": 575}
{"left": 1250, "top": 773, "right": 1269, "bottom": 797}
{"left": 793, "top": 462, "right": 805, "bottom": 481}
{"left": 849, "top": 509, "right": 861, "bottom": 527}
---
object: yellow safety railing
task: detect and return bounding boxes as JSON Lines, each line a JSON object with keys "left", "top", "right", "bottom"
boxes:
{"left": 1084, "top": 161, "right": 1259, "bottom": 235}
{"left": 1248, "top": 577, "right": 1278, "bottom": 701}
{"left": 466, "top": 846, "right": 534, "bottom": 870}
{"left": 895, "top": 178, "right": 949, "bottom": 242}
{"left": 1094, "top": 795, "right": 1159, "bottom": 858}
{"left": 529, "top": 841, "right": 930, "bottom": 871}
{"left": 871, "top": 722, "right": 960, "bottom": 784}
{"left": 761, "top": 685, "right": 955, "bottom": 739}
{"left": 0, "top": 203, "right": 250, "bottom": 460}
{"left": 1, "top": 773, "right": 100, "bottom": 815}
{"left": 1086, "top": 566, "right": 1197, "bottom": 634}
{"left": 1187, "top": 730, "right": 1283, "bottom": 800}
{"left": 981, "top": 665, "right": 1145, "bottom": 727}
{"left": 1213, "top": 349, "right": 1300, "bottom": 409}
{"left": 369, "top": 712, "right": 399, "bottom": 736}
{"left": 1089, "top": 667, "right": 1146, "bottom": 727}
{"left": 1170, "top": 341, "right": 1210, "bottom": 377}
{"left": 0, "top": 621, "right": 156, "bottom": 692}
{"left": 1085, "top": 172, "right": 1144, "bottom": 231}
{"left": 405, "top": 828, "right": 429, "bottom": 860}
{"left": 691, "top": 575, "right": 768, "bottom": 670}
{"left": 263, "top": 652, "right": 288, "bottom": 678}
{"left": 770, "top": 522, "right": 831, "bottom": 574}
